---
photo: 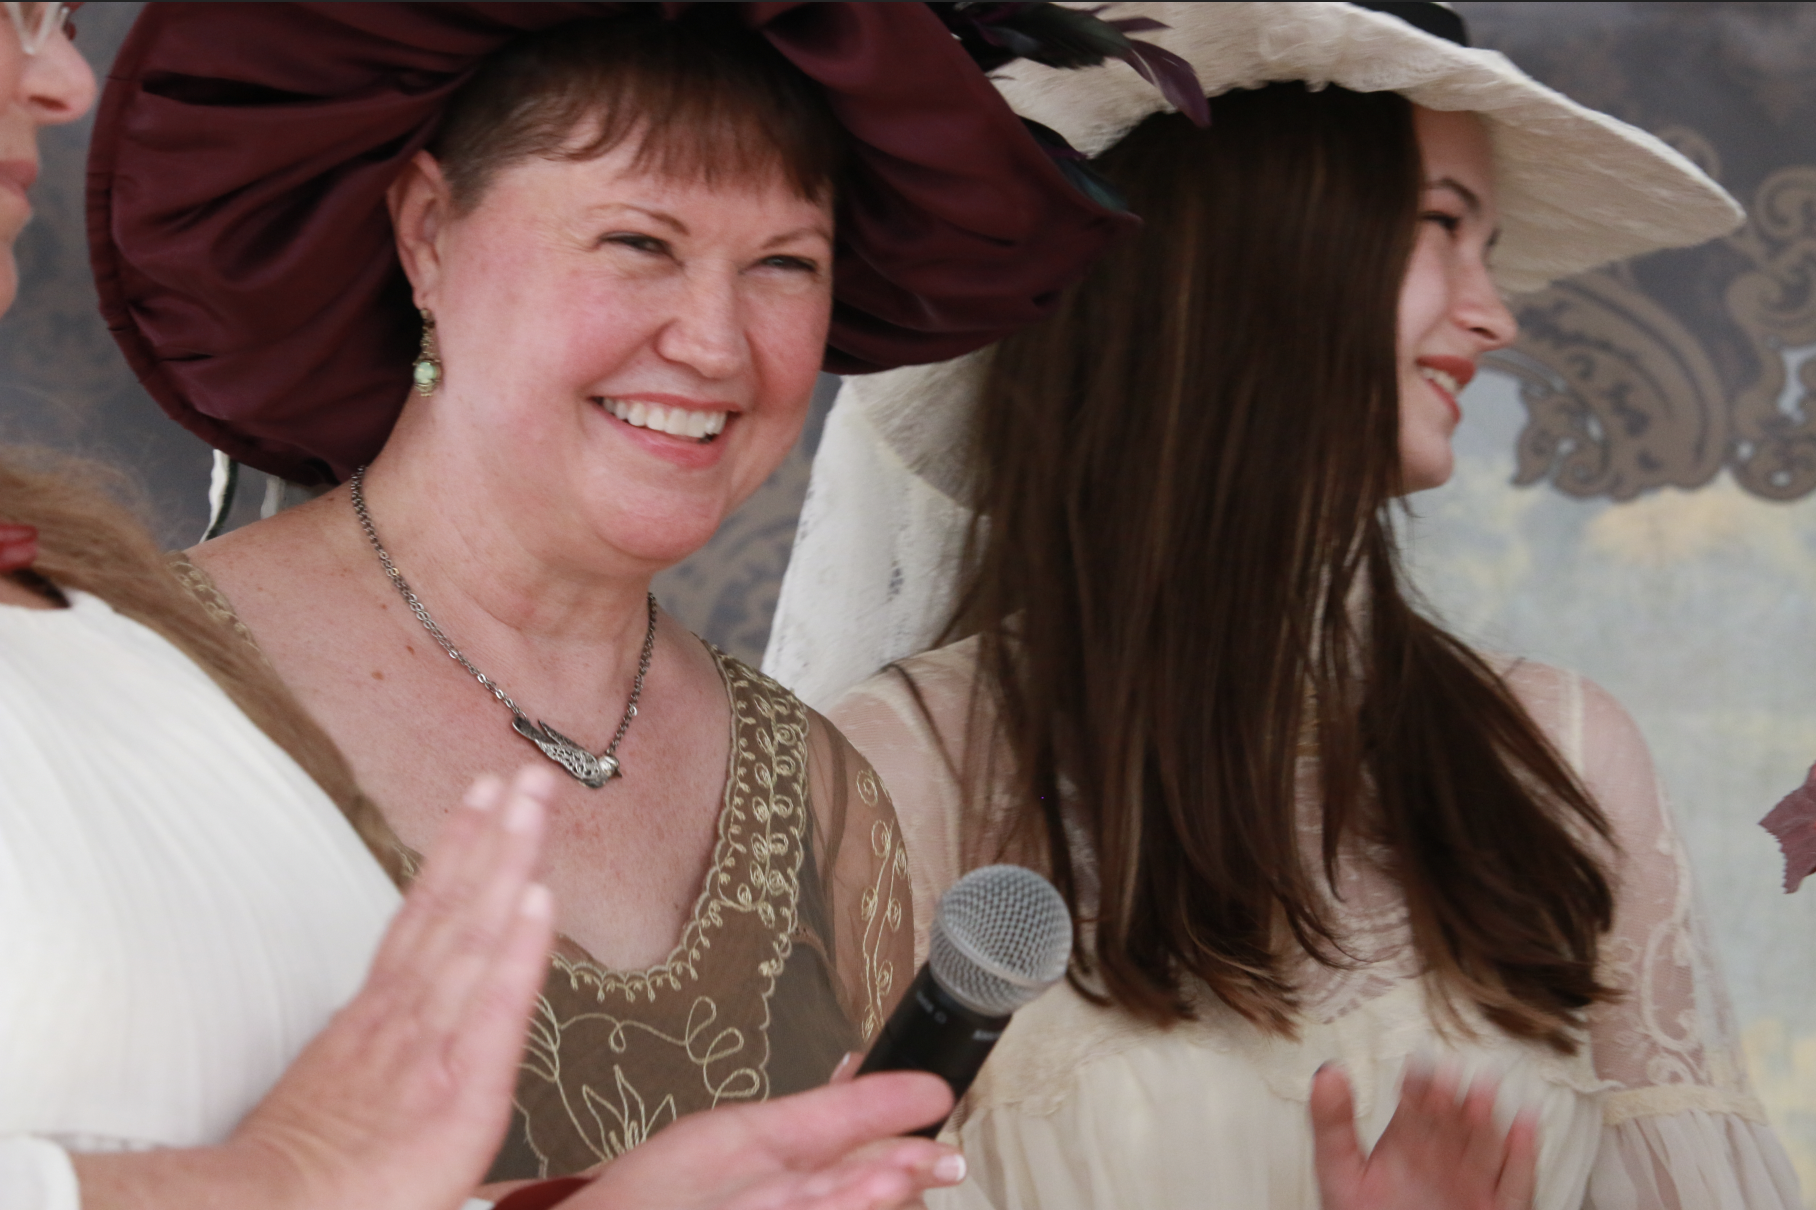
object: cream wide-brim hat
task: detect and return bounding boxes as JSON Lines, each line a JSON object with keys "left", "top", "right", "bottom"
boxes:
{"left": 764, "top": 2, "right": 1746, "bottom": 708}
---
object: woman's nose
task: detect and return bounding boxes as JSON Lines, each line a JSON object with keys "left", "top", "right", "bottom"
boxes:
{"left": 653, "top": 271, "right": 748, "bottom": 382}
{"left": 21, "top": 33, "right": 94, "bottom": 126}
{"left": 1457, "top": 258, "right": 1517, "bottom": 353}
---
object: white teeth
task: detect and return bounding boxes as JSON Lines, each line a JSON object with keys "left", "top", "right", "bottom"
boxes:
{"left": 601, "top": 397, "right": 731, "bottom": 440}
{"left": 1420, "top": 366, "right": 1460, "bottom": 396}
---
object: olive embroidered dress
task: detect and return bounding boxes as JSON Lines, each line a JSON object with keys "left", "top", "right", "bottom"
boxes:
{"left": 173, "top": 551, "right": 910, "bottom": 1180}
{"left": 486, "top": 652, "right": 911, "bottom": 1179}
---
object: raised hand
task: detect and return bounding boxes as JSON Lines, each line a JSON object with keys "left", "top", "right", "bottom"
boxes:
{"left": 75, "top": 765, "right": 557, "bottom": 1210}
{"left": 1312, "top": 1061, "right": 1537, "bottom": 1210}
{"left": 564, "top": 1070, "right": 966, "bottom": 1210}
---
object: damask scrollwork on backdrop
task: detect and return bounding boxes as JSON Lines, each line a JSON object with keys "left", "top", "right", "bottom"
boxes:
{"left": 1462, "top": 2, "right": 1816, "bottom": 503}
{"left": 1724, "top": 166, "right": 1816, "bottom": 498}
{"left": 1505, "top": 161, "right": 1816, "bottom": 502}
{"left": 1496, "top": 267, "right": 1730, "bottom": 501}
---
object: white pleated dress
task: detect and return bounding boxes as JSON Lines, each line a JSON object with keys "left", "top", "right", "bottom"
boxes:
{"left": 0, "top": 592, "right": 400, "bottom": 1208}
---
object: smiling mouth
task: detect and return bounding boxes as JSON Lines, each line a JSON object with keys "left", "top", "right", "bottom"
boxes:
{"left": 1418, "top": 365, "right": 1462, "bottom": 398}
{"left": 595, "top": 397, "right": 728, "bottom": 444}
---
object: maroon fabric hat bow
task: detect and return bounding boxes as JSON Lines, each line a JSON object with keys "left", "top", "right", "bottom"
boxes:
{"left": 88, "top": 3, "right": 1135, "bottom": 484}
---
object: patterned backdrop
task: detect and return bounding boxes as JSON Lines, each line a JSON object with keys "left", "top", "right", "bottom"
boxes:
{"left": 7, "top": 2, "right": 1816, "bottom": 1193}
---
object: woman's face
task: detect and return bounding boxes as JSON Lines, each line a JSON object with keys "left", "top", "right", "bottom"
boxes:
{"left": 1396, "top": 107, "right": 1517, "bottom": 493}
{"left": 0, "top": 10, "right": 94, "bottom": 317}
{"left": 392, "top": 138, "right": 833, "bottom": 570}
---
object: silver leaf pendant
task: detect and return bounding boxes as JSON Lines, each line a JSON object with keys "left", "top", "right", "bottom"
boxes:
{"left": 512, "top": 716, "right": 619, "bottom": 788}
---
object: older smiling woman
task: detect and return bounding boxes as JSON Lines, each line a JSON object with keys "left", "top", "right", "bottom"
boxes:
{"left": 86, "top": 2, "right": 1134, "bottom": 1183}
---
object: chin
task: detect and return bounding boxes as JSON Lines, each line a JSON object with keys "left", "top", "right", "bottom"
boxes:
{"left": 1402, "top": 461, "right": 1454, "bottom": 493}
{"left": 594, "top": 500, "right": 728, "bottom": 570}
{"left": 1398, "top": 439, "right": 1454, "bottom": 494}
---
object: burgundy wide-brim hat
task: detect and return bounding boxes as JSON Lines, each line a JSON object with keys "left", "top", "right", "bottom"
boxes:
{"left": 88, "top": 2, "right": 1133, "bottom": 484}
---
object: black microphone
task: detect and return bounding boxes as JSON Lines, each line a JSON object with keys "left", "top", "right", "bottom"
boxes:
{"left": 857, "top": 864, "right": 1072, "bottom": 1137}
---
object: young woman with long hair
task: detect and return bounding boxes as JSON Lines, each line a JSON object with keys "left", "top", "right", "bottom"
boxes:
{"left": 767, "top": 4, "right": 1796, "bottom": 1207}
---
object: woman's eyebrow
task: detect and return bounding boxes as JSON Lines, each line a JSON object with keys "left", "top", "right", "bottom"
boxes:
{"left": 589, "top": 203, "right": 690, "bottom": 234}
{"left": 761, "top": 224, "right": 833, "bottom": 250}
{"left": 1425, "top": 176, "right": 1483, "bottom": 215}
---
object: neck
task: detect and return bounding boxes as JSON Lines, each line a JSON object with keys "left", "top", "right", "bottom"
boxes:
{"left": 349, "top": 414, "right": 662, "bottom": 704}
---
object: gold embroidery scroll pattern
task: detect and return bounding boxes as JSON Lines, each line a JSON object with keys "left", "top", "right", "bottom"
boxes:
{"left": 541, "top": 649, "right": 808, "bottom": 1138}
{"left": 521, "top": 994, "right": 764, "bottom": 1167}
{"left": 1497, "top": 152, "right": 1816, "bottom": 501}
{"left": 556, "top": 652, "right": 808, "bottom": 1010}
{"left": 856, "top": 768, "right": 907, "bottom": 1041}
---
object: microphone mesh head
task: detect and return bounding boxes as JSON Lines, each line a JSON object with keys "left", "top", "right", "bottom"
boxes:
{"left": 928, "top": 864, "right": 1073, "bottom": 1017}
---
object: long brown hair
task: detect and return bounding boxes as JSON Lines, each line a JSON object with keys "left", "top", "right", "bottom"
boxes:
{"left": 0, "top": 451, "right": 406, "bottom": 885}
{"left": 949, "top": 84, "right": 1614, "bottom": 1050}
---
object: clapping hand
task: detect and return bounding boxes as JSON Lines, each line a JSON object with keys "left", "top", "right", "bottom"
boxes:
{"left": 1312, "top": 1061, "right": 1538, "bottom": 1210}
{"left": 74, "top": 766, "right": 560, "bottom": 1210}
{"left": 226, "top": 765, "right": 558, "bottom": 1210}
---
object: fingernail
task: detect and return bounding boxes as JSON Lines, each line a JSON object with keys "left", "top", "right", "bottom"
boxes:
{"left": 933, "top": 1153, "right": 966, "bottom": 1185}
{"left": 519, "top": 883, "right": 553, "bottom": 921}
{"left": 463, "top": 774, "right": 504, "bottom": 810}
{"left": 515, "top": 764, "right": 559, "bottom": 798}
{"left": 505, "top": 790, "right": 542, "bottom": 834}
{"left": 831, "top": 1052, "right": 856, "bottom": 1078}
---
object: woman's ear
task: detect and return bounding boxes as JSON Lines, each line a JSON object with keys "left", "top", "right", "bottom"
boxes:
{"left": 388, "top": 150, "right": 453, "bottom": 309}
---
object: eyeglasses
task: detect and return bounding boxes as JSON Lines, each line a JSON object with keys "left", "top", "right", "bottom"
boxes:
{"left": 2, "top": 2, "right": 75, "bottom": 56}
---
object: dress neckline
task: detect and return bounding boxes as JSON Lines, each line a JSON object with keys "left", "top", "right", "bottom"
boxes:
{"left": 167, "top": 551, "right": 783, "bottom": 994}
{"left": 550, "top": 638, "right": 745, "bottom": 984}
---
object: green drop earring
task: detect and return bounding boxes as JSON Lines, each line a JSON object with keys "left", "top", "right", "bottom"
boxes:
{"left": 412, "top": 308, "right": 442, "bottom": 395}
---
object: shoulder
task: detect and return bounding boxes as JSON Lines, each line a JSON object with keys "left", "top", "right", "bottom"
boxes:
{"left": 166, "top": 550, "right": 263, "bottom": 654}
{"left": 1486, "top": 654, "right": 1665, "bottom": 850}
{"left": 716, "top": 648, "right": 891, "bottom": 809}
{"left": 183, "top": 491, "right": 355, "bottom": 625}
{"left": 827, "top": 636, "right": 985, "bottom": 760}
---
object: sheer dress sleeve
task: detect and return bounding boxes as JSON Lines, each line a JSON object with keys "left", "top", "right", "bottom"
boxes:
{"left": 805, "top": 709, "right": 915, "bottom": 1043}
{"left": 1505, "top": 663, "right": 1806, "bottom": 1210}
{"left": 827, "top": 640, "right": 1005, "bottom": 967}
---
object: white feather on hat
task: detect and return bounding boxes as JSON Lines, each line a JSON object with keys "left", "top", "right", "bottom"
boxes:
{"left": 764, "top": 2, "right": 1747, "bottom": 708}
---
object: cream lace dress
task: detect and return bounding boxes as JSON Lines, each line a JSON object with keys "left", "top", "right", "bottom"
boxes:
{"left": 830, "top": 638, "right": 1805, "bottom": 1210}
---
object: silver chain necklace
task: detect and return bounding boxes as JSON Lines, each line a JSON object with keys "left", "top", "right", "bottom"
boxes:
{"left": 349, "top": 466, "right": 655, "bottom": 788}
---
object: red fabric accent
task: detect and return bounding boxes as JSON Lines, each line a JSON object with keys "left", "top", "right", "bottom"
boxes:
{"left": 486, "top": 1177, "right": 592, "bottom": 1206}
{"left": 0, "top": 523, "right": 38, "bottom": 572}
{"left": 88, "top": 2, "right": 1131, "bottom": 483}
{"left": 1762, "top": 762, "right": 1816, "bottom": 893}
{"left": 491, "top": 1177, "right": 594, "bottom": 1210}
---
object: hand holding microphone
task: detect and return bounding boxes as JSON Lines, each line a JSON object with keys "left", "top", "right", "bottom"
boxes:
{"left": 857, "top": 864, "right": 1073, "bottom": 1137}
